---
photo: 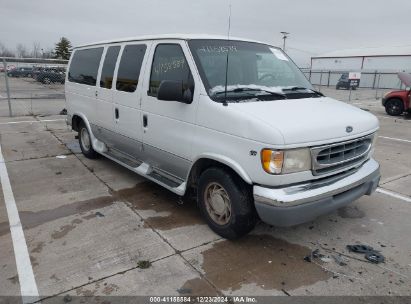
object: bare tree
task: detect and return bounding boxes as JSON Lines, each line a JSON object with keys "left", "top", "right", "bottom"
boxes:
{"left": 0, "top": 42, "right": 15, "bottom": 57}
{"left": 42, "top": 47, "right": 55, "bottom": 59}
{"left": 16, "top": 43, "right": 28, "bottom": 58}
{"left": 31, "top": 41, "right": 41, "bottom": 58}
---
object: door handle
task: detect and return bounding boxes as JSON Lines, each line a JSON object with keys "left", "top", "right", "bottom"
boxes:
{"left": 143, "top": 114, "right": 148, "bottom": 127}
{"left": 115, "top": 108, "right": 119, "bottom": 119}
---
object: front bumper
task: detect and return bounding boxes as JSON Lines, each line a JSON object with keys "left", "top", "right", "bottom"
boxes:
{"left": 253, "top": 158, "right": 380, "bottom": 227}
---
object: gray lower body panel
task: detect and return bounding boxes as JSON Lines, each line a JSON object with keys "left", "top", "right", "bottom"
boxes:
{"left": 90, "top": 123, "right": 190, "bottom": 182}
{"left": 254, "top": 159, "right": 380, "bottom": 227}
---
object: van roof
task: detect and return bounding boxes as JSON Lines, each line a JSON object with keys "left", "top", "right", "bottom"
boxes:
{"left": 74, "top": 34, "right": 269, "bottom": 49}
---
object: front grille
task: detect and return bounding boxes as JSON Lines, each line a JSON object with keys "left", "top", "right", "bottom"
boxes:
{"left": 311, "top": 135, "right": 373, "bottom": 175}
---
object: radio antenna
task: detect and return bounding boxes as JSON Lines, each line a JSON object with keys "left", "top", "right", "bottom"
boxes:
{"left": 223, "top": 1, "right": 232, "bottom": 106}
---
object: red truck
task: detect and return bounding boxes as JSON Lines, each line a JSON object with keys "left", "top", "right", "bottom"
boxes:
{"left": 382, "top": 72, "right": 411, "bottom": 116}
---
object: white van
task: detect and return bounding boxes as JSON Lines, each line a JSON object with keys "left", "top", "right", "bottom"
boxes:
{"left": 65, "top": 34, "right": 380, "bottom": 239}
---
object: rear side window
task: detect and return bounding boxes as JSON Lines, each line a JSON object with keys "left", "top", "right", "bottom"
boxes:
{"left": 68, "top": 48, "right": 103, "bottom": 86}
{"left": 149, "top": 44, "right": 194, "bottom": 97}
{"left": 116, "top": 44, "right": 147, "bottom": 92}
{"left": 100, "top": 46, "right": 120, "bottom": 89}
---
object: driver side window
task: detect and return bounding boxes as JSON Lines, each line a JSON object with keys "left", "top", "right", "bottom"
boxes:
{"left": 148, "top": 44, "right": 194, "bottom": 98}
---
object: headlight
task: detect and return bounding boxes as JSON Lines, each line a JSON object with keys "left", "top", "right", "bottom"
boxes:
{"left": 261, "top": 148, "right": 311, "bottom": 174}
{"left": 369, "top": 133, "right": 378, "bottom": 158}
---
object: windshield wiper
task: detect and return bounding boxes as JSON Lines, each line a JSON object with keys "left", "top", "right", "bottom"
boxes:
{"left": 283, "top": 86, "right": 324, "bottom": 96}
{"left": 214, "top": 87, "right": 287, "bottom": 100}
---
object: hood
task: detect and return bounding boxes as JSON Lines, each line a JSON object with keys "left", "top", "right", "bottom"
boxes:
{"left": 231, "top": 97, "right": 379, "bottom": 146}
{"left": 384, "top": 89, "right": 407, "bottom": 96}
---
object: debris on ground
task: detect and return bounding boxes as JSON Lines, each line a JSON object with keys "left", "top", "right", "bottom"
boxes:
{"left": 303, "top": 249, "right": 324, "bottom": 262}
{"left": 333, "top": 254, "right": 348, "bottom": 266}
{"left": 56, "top": 155, "right": 67, "bottom": 159}
{"left": 365, "top": 252, "right": 385, "bottom": 264}
{"left": 347, "top": 244, "right": 385, "bottom": 264}
{"left": 95, "top": 211, "right": 105, "bottom": 217}
{"left": 320, "top": 257, "right": 333, "bottom": 263}
{"left": 137, "top": 260, "right": 152, "bottom": 269}
{"left": 346, "top": 244, "right": 375, "bottom": 253}
{"left": 305, "top": 247, "right": 351, "bottom": 267}
{"left": 60, "top": 108, "right": 67, "bottom": 115}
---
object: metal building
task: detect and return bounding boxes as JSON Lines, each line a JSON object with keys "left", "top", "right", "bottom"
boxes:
{"left": 311, "top": 45, "right": 411, "bottom": 71}
{"left": 308, "top": 46, "right": 411, "bottom": 89}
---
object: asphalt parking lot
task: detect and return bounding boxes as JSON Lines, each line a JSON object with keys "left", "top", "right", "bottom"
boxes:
{"left": 0, "top": 78, "right": 411, "bottom": 301}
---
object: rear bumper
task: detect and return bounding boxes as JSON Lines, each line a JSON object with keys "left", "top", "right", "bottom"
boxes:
{"left": 253, "top": 159, "right": 380, "bottom": 227}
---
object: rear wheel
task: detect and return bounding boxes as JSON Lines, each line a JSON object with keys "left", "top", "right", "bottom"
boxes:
{"left": 197, "top": 167, "right": 256, "bottom": 239}
{"left": 385, "top": 98, "right": 404, "bottom": 116}
{"left": 78, "top": 122, "right": 99, "bottom": 159}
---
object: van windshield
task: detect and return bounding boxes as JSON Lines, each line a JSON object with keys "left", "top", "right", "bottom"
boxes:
{"left": 188, "top": 39, "right": 316, "bottom": 102}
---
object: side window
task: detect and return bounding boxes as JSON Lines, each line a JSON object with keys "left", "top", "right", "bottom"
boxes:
{"left": 100, "top": 46, "right": 120, "bottom": 89}
{"left": 68, "top": 47, "right": 103, "bottom": 86}
{"left": 149, "top": 44, "right": 194, "bottom": 97}
{"left": 116, "top": 44, "right": 146, "bottom": 93}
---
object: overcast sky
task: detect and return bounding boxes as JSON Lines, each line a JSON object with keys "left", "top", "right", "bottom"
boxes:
{"left": 1, "top": 0, "right": 410, "bottom": 67}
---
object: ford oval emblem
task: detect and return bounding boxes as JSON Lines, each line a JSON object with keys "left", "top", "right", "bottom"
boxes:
{"left": 346, "top": 126, "right": 353, "bottom": 133}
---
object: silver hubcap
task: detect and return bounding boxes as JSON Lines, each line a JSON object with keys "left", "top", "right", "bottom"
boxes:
{"left": 80, "top": 128, "right": 91, "bottom": 151}
{"left": 204, "top": 182, "right": 231, "bottom": 225}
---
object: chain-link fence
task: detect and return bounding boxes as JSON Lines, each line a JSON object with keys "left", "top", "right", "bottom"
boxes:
{"left": 301, "top": 69, "right": 408, "bottom": 90}
{"left": 0, "top": 57, "right": 68, "bottom": 117}
{"left": 1, "top": 57, "right": 408, "bottom": 117}
{"left": 299, "top": 68, "right": 410, "bottom": 102}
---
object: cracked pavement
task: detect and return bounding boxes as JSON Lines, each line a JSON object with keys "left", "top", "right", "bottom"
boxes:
{"left": 0, "top": 80, "right": 410, "bottom": 301}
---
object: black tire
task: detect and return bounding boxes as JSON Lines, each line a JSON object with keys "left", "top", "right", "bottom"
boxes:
{"left": 78, "top": 121, "right": 99, "bottom": 159}
{"left": 385, "top": 98, "right": 404, "bottom": 116}
{"left": 197, "top": 167, "right": 256, "bottom": 239}
{"left": 336, "top": 85, "right": 340, "bottom": 90}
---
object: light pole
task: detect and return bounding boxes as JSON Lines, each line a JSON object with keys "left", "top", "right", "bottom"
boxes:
{"left": 280, "top": 32, "right": 290, "bottom": 52}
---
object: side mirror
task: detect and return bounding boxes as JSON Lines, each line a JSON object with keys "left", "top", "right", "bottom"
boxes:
{"left": 157, "top": 80, "right": 193, "bottom": 104}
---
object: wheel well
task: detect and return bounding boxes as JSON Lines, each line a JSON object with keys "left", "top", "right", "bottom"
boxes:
{"left": 71, "top": 115, "right": 83, "bottom": 132}
{"left": 386, "top": 97, "right": 404, "bottom": 103}
{"left": 187, "top": 158, "right": 248, "bottom": 190}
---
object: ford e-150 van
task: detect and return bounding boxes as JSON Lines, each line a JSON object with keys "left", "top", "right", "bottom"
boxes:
{"left": 65, "top": 35, "right": 380, "bottom": 239}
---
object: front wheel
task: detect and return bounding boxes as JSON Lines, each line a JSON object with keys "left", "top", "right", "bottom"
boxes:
{"left": 197, "top": 167, "right": 256, "bottom": 239}
{"left": 78, "top": 122, "right": 99, "bottom": 159}
{"left": 385, "top": 98, "right": 404, "bottom": 116}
